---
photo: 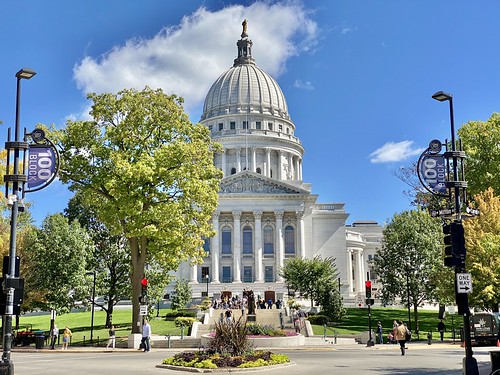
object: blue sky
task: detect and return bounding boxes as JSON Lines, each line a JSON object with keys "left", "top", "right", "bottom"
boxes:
{"left": 1, "top": 0, "right": 499, "bottom": 226}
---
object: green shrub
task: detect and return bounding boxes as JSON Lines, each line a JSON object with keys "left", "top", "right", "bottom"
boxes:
{"left": 174, "top": 317, "right": 197, "bottom": 328}
{"left": 246, "top": 323, "right": 286, "bottom": 337}
{"left": 164, "top": 310, "right": 196, "bottom": 320}
{"left": 307, "top": 315, "right": 329, "bottom": 325}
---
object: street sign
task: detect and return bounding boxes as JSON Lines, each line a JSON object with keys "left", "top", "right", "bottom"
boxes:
{"left": 139, "top": 305, "right": 148, "bottom": 316}
{"left": 457, "top": 273, "right": 472, "bottom": 294}
{"left": 355, "top": 295, "right": 364, "bottom": 308}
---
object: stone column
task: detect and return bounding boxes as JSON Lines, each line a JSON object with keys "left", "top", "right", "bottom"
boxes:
{"left": 356, "top": 249, "right": 364, "bottom": 293}
{"left": 265, "top": 148, "right": 271, "bottom": 177}
{"left": 299, "top": 159, "right": 303, "bottom": 180}
{"left": 251, "top": 147, "right": 257, "bottom": 172}
{"left": 211, "top": 212, "right": 220, "bottom": 283}
{"left": 233, "top": 211, "right": 242, "bottom": 283}
{"left": 236, "top": 148, "right": 241, "bottom": 173}
{"left": 287, "top": 153, "right": 293, "bottom": 180}
{"left": 221, "top": 149, "right": 226, "bottom": 178}
{"left": 294, "top": 156, "right": 300, "bottom": 180}
{"left": 190, "top": 264, "right": 198, "bottom": 283}
{"left": 254, "top": 211, "right": 263, "bottom": 282}
{"left": 296, "top": 211, "right": 305, "bottom": 258}
{"left": 347, "top": 249, "right": 354, "bottom": 294}
{"left": 275, "top": 211, "right": 284, "bottom": 282}
{"left": 277, "top": 151, "right": 283, "bottom": 180}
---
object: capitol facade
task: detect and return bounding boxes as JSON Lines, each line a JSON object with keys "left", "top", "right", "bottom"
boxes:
{"left": 170, "top": 22, "right": 383, "bottom": 304}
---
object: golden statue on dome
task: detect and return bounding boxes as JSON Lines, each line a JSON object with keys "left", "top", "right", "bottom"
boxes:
{"left": 241, "top": 19, "right": 248, "bottom": 38}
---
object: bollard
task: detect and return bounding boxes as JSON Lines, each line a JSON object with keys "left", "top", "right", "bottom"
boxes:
{"left": 180, "top": 325, "right": 184, "bottom": 339}
{"left": 83, "top": 336, "right": 86, "bottom": 347}
{"left": 167, "top": 334, "right": 171, "bottom": 348}
{"left": 427, "top": 331, "right": 432, "bottom": 345}
{"left": 279, "top": 312, "right": 284, "bottom": 329}
{"left": 323, "top": 324, "right": 327, "bottom": 341}
{"left": 334, "top": 330, "right": 338, "bottom": 344}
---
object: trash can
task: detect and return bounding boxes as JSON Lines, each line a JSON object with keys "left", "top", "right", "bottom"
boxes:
{"left": 491, "top": 351, "right": 500, "bottom": 373}
{"left": 35, "top": 331, "right": 45, "bottom": 349}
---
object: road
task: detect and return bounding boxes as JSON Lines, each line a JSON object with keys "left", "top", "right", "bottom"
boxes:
{"left": 11, "top": 343, "right": 498, "bottom": 375}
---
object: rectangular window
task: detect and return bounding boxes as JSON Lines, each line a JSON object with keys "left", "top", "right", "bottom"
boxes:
{"left": 218, "top": 123, "right": 223, "bottom": 131}
{"left": 208, "top": 125, "right": 213, "bottom": 131}
{"left": 268, "top": 122, "right": 273, "bottom": 130}
{"left": 243, "top": 121, "right": 248, "bottom": 129}
{"left": 201, "top": 267, "right": 209, "bottom": 280}
{"left": 264, "top": 266, "right": 274, "bottom": 282}
{"left": 222, "top": 266, "right": 232, "bottom": 283}
{"left": 222, "top": 229, "right": 232, "bottom": 255}
{"left": 243, "top": 266, "right": 253, "bottom": 283}
{"left": 256, "top": 121, "right": 261, "bottom": 130}
{"left": 230, "top": 121, "right": 236, "bottom": 130}
{"left": 278, "top": 124, "right": 283, "bottom": 131}
{"left": 242, "top": 228, "right": 253, "bottom": 255}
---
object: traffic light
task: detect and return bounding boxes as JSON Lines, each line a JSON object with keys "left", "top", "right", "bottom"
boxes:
{"left": 139, "top": 278, "right": 148, "bottom": 304}
{"left": 365, "top": 280, "right": 372, "bottom": 299}
{"left": 443, "top": 222, "right": 466, "bottom": 268}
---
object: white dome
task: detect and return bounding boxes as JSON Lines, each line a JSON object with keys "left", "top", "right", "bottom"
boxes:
{"left": 201, "top": 64, "right": 289, "bottom": 121}
{"left": 201, "top": 26, "right": 289, "bottom": 122}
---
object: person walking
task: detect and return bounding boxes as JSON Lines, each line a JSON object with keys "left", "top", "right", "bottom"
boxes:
{"left": 141, "top": 320, "right": 151, "bottom": 352}
{"left": 437, "top": 319, "right": 446, "bottom": 341}
{"left": 376, "top": 321, "right": 383, "bottom": 344}
{"left": 50, "top": 324, "right": 59, "bottom": 350}
{"left": 395, "top": 320, "right": 408, "bottom": 355}
{"left": 62, "top": 326, "right": 72, "bottom": 350}
{"left": 106, "top": 325, "right": 116, "bottom": 349}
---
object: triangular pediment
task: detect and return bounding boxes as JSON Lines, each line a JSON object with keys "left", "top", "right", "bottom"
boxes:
{"left": 219, "top": 171, "right": 309, "bottom": 195}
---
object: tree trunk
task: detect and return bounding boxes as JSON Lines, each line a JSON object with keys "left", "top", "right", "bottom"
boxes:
{"left": 106, "top": 298, "right": 114, "bottom": 328}
{"left": 413, "top": 304, "right": 420, "bottom": 334}
{"left": 130, "top": 236, "right": 146, "bottom": 334}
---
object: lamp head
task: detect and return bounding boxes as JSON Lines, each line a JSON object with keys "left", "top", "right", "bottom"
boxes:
{"left": 432, "top": 91, "right": 452, "bottom": 102}
{"left": 16, "top": 68, "right": 36, "bottom": 80}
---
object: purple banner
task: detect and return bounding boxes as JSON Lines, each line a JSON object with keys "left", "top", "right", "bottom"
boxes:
{"left": 27, "top": 146, "right": 57, "bottom": 189}
{"left": 418, "top": 154, "right": 447, "bottom": 195}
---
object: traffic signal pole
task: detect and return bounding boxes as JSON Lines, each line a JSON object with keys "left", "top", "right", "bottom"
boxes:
{"left": 433, "top": 92, "right": 478, "bottom": 375}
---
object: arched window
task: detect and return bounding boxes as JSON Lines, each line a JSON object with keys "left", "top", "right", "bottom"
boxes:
{"left": 221, "top": 226, "right": 232, "bottom": 255}
{"left": 284, "top": 225, "right": 295, "bottom": 255}
{"left": 242, "top": 226, "right": 253, "bottom": 255}
{"left": 256, "top": 167, "right": 262, "bottom": 174}
{"left": 231, "top": 167, "right": 236, "bottom": 175}
{"left": 203, "top": 237, "right": 211, "bottom": 255}
{"left": 263, "top": 225, "right": 274, "bottom": 255}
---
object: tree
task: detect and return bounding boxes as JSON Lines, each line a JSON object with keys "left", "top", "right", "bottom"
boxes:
{"left": 462, "top": 188, "right": 500, "bottom": 311}
{"left": 23, "top": 213, "right": 93, "bottom": 313}
{"left": 458, "top": 113, "right": 500, "bottom": 197}
{"left": 372, "top": 210, "right": 445, "bottom": 333}
{"left": 64, "top": 193, "right": 130, "bottom": 327}
{"left": 170, "top": 279, "right": 192, "bottom": 310}
{"left": 280, "top": 256, "right": 342, "bottom": 314}
{"left": 47, "top": 87, "right": 222, "bottom": 332}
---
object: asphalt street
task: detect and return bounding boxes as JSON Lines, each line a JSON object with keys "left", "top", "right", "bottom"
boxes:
{"left": 11, "top": 342, "right": 498, "bottom": 375}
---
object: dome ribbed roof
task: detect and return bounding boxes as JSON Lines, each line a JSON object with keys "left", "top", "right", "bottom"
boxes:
{"left": 201, "top": 20, "right": 289, "bottom": 121}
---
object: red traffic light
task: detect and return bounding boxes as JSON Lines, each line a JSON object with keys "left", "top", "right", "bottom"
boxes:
{"left": 141, "top": 278, "right": 148, "bottom": 287}
{"left": 365, "top": 280, "right": 372, "bottom": 288}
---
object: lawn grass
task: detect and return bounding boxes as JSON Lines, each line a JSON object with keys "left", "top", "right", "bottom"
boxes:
{"left": 312, "top": 307, "right": 463, "bottom": 342}
{"left": 17, "top": 309, "right": 182, "bottom": 346}
{"left": 16, "top": 307, "right": 463, "bottom": 345}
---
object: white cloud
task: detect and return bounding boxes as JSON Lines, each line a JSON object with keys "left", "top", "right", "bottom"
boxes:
{"left": 293, "top": 79, "right": 314, "bottom": 90}
{"left": 73, "top": 2, "right": 318, "bottom": 116}
{"left": 369, "top": 141, "right": 425, "bottom": 163}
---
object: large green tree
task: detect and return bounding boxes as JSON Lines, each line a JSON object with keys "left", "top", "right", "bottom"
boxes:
{"left": 458, "top": 113, "right": 500, "bottom": 197}
{"left": 47, "top": 87, "right": 222, "bottom": 332}
{"left": 373, "top": 210, "right": 446, "bottom": 332}
{"left": 65, "top": 193, "right": 130, "bottom": 327}
{"left": 23, "top": 213, "right": 93, "bottom": 313}
{"left": 280, "top": 256, "right": 343, "bottom": 320}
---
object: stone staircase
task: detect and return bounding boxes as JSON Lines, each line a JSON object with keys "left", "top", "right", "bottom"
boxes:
{"left": 196, "top": 308, "right": 291, "bottom": 338}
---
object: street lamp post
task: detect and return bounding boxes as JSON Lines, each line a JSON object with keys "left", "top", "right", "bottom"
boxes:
{"left": 86, "top": 271, "right": 96, "bottom": 345}
{"left": 205, "top": 274, "right": 209, "bottom": 297}
{"left": 0, "top": 68, "right": 36, "bottom": 375}
{"left": 432, "top": 91, "right": 478, "bottom": 375}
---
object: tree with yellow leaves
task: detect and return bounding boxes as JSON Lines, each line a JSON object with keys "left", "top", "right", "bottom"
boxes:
{"left": 462, "top": 188, "right": 500, "bottom": 311}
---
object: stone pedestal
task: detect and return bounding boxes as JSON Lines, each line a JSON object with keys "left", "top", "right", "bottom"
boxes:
{"left": 128, "top": 333, "right": 142, "bottom": 349}
{"left": 247, "top": 314, "right": 256, "bottom": 323}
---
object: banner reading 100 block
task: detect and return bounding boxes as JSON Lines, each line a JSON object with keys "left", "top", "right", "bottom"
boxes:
{"left": 27, "top": 146, "right": 57, "bottom": 189}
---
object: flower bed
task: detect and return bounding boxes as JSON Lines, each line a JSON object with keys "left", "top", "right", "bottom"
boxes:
{"left": 162, "top": 350, "right": 290, "bottom": 369}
